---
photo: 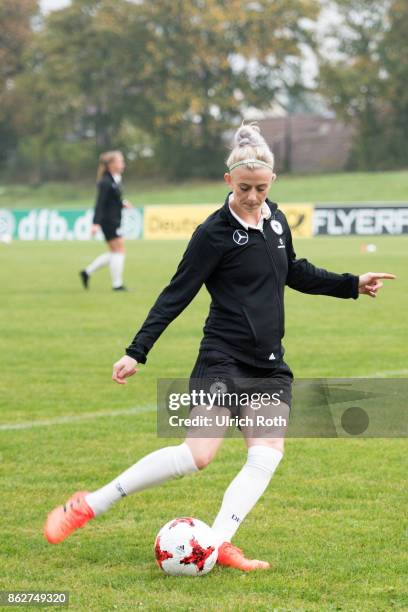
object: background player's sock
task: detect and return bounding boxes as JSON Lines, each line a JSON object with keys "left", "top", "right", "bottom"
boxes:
{"left": 110, "top": 252, "right": 125, "bottom": 288}
{"left": 85, "top": 443, "right": 198, "bottom": 516}
{"left": 85, "top": 252, "right": 111, "bottom": 275}
{"left": 212, "top": 445, "right": 283, "bottom": 544}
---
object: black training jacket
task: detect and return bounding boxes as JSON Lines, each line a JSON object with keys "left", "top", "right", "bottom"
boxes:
{"left": 93, "top": 172, "right": 124, "bottom": 226}
{"left": 126, "top": 195, "right": 359, "bottom": 368}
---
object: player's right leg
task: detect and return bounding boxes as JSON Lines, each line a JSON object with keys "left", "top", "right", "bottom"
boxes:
{"left": 213, "top": 400, "right": 290, "bottom": 571}
{"left": 44, "top": 414, "right": 226, "bottom": 544}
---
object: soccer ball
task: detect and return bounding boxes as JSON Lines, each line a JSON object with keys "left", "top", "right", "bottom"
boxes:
{"left": 0, "top": 233, "right": 12, "bottom": 244}
{"left": 154, "top": 517, "right": 218, "bottom": 576}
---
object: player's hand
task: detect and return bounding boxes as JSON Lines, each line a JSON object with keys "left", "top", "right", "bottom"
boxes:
{"left": 91, "top": 223, "right": 100, "bottom": 236}
{"left": 112, "top": 355, "right": 139, "bottom": 385}
{"left": 358, "top": 272, "right": 396, "bottom": 298}
{"left": 123, "top": 200, "right": 133, "bottom": 209}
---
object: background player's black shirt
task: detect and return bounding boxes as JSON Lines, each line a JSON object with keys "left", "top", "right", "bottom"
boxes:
{"left": 93, "top": 172, "right": 124, "bottom": 227}
{"left": 126, "top": 195, "right": 359, "bottom": 368}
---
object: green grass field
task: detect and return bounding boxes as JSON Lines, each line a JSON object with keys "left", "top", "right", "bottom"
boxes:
{"left": 1, "top": 169, "right": 408, "bottom": 208}
{"left": 1, "top": 235, "right": 407, "bottom": 611}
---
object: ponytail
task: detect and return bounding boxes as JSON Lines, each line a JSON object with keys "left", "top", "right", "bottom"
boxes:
{"left": 96, "top": 150, "right": 122, "bottom": 181}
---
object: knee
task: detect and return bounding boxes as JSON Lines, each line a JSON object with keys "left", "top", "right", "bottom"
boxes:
{"left": 246, "top": 438, "right": 284, "bottom": 456}
{"left": 187, "top": 447, "right": 216, "bottom": 470}
{"left": 185, "top": 438, "right": 220, "bottom": 470}
{"left": 271, "top": 442, "right": 284, "bottom": 456}
{"left": 193, "top": 452, "right": 214, "bottom": 470}
{"left": 260, "top": 439, "right": 285, "bottom": 456}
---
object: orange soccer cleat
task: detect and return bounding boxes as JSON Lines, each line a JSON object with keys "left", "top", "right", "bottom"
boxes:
{"left": 217, "top": 542, "right": 270, "bottom": 571}
{"left": 44, "top": 491, "right": 94, "bottom": 544}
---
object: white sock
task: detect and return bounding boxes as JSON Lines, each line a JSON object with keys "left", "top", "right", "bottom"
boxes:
{"left": 110, "top": 252, "right": 125, "bottom": 288}
{"left": 85, "top": 443, "right": 198, "bottom": 516}
{"left": 212, "top": 445, "right": 283, "bottom": 544}
{"left": 85, "top": 252, "right": 111, "bottom": 275}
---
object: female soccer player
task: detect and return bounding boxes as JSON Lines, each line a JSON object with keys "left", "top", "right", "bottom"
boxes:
{"left": 80, "top": 150, "right": 132, "bottom": 291}
{"left": 46, "top": 124, "right": 395, "bottom": 571}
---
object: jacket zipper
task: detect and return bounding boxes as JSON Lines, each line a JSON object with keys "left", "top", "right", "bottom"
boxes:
{"left": 259, "top": 222, "right": 284, "bottom": 339}
{"left": 241, "top": 306, "right": 258, "bottom": 346}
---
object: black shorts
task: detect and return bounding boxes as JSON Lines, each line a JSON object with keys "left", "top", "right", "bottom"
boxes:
{"left": 101, "top": 223, "right": 121, "bottom": 241}
{"left": 189, "top": 348, "right": 293, "bottom": 417}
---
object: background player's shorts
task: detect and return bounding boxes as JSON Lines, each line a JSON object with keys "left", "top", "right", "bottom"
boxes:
{"left": 189, "top": 348, "right": 293, "bottom": 429}
{"left": 101, "top": 223, "right": 122, "bottom": 241}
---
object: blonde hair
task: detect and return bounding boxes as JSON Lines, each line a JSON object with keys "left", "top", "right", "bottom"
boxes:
{"left": 226, "top": 122, "right": 274, "bottom": 172}
{"left": 96, "top": 150, "right": 122, "bottom": 181}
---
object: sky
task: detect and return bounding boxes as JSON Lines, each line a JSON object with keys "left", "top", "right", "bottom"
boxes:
{"left": 40, "top": 0, "right": 70, "bottom": 11}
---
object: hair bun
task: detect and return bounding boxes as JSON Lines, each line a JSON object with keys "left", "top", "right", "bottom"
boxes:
{"left": 234, "top": 122, "right": 265, "bottom": 148}
{"left": 226, "top": 120, "right": 274, "bottom": 170}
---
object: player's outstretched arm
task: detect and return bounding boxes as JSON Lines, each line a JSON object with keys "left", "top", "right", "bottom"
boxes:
{"left": 358, "top": 272, "right": 396, "bottom": 298}
{"left": 112, "top": 355, "right": 139, "bottom": 385}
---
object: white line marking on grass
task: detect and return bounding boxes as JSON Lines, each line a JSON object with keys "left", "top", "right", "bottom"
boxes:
{"left": 357, "top": 369, "right": 408, "bottom": 378}
{"left": 2, "top": 368, "right": 407, "bottom": 431}
{"left": 0, "top": 405, "right": 156, "bottom": 431}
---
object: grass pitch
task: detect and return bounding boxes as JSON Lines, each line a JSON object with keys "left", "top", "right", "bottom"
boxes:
{"left": 1, "top": 169, "right": 408, "bottom": 208}
{"left": 0, "top": 235, "right": 407, "bottom": 611}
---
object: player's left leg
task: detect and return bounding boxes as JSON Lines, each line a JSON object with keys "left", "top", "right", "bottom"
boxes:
{"left": 44, "top": 441, "right": 199, "bottom": 544}
{"left": 213, "top": 401, "right": 289, "bottom": 571}
{"left": 108, "top": 236, "right": 126, "bottom": 290}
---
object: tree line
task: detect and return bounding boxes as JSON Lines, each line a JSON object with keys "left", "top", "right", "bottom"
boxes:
{"left": 0, "top": 0, "right": 406, "bottom": 181}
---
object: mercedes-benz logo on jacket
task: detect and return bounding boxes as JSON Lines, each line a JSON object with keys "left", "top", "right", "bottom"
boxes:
{"left": 233, "top": 229, "right": 249, "bottom": 245}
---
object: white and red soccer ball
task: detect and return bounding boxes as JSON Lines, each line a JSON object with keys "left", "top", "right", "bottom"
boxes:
{"left": 154, "top": 517, "right": 218, "bottom": 576}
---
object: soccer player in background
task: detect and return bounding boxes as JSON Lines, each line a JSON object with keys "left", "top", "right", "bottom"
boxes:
{"left": 46, "top": 124, "right": 395, "bottom": 571}
{"left": 80, "top": 150, "right": 132, "bottom": 291}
